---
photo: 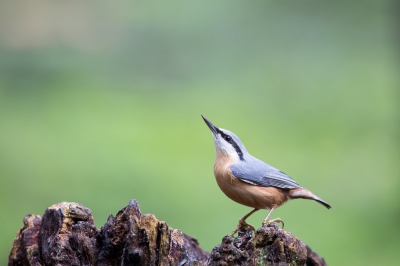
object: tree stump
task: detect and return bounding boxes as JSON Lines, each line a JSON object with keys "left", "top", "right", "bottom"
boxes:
{"left": 8, "top": 200, "right": 327, "bottom": 265}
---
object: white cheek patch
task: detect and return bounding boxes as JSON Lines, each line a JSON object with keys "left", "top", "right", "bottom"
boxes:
{"left": 214, "top": 136, "right": 239, "bottom": 160}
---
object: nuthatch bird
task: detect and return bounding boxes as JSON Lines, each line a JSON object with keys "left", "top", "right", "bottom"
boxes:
{"left": 202, "top": 115, "right": 331, "bottom": 236}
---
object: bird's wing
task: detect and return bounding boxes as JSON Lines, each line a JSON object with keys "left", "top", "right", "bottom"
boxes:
{"left": 230, "top": 158, "right": 302, "bottom": 190}
{"left": 262, "top": 168, "right": 302, "bottom": 189}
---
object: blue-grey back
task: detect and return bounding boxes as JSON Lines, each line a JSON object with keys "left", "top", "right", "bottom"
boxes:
{"left": 230, "top": 155, "right": 302, "bottom": 190}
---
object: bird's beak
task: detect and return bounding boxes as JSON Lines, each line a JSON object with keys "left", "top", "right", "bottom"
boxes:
{"left": 201, "top": 115, "right": 218, "bottom": 135}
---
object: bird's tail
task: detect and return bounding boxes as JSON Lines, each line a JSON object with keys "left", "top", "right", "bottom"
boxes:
{"left": 289, "top": 188, "right": 331, "bottom": 209}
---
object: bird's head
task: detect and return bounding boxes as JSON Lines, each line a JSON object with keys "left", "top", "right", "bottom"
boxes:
{"left": 202, "top": 115, "right": 247, "bottom": 161}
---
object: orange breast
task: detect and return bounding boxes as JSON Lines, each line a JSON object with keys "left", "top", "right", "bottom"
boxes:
{"left": 213, "top": 154, "right": 289, "bottom": 210}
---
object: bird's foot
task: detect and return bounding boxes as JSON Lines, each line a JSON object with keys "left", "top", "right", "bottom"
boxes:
{"left": 230, "top": 219, "right": 255, "bottom": 237}
{"left": 262, "top": 218, "right": 284, "bottom": 229}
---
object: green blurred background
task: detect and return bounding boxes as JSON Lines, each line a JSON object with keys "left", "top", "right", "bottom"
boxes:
{"left": 1, "top": 1, "right": 399, "bottom": 265}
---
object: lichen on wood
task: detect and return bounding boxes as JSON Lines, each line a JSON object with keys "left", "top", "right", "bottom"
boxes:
{"left": 207, "top": 224, "right": 326, "bottom": 266}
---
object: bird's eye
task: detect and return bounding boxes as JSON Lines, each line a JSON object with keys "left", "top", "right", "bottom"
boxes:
{"left": 225, "top": 135, "right": 232, "bottom": 141}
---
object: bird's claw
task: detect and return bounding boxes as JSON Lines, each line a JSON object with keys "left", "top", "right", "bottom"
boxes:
{"left": 262, "top": 218, "right": 284, "bottom": 229}
{"left": 230, "top": 219, "right": 255, "bottom": 237}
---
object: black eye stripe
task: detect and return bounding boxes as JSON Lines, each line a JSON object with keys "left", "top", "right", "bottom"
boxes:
{"left": 216, "top": 128, "right": 244, "bottom": 160}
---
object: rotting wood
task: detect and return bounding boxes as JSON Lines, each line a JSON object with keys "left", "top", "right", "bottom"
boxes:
{"left": 8, "top": 200, "right": 327, "bottom": 266}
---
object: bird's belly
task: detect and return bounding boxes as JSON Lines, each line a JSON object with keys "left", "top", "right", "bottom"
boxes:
{"left": 214, "top": 165, "right": 288, "bottom": 209}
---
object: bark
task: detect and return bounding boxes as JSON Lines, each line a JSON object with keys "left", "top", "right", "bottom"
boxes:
{"left": 8, "top": 200, "right": 327, "bottom": 266}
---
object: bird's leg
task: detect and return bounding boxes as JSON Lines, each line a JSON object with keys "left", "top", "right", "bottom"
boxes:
{"left": 230, "top": 208, "right": 259, "bottom": 236}
{"left": 262, "top": 207, "right": 284, "bottom": 229}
